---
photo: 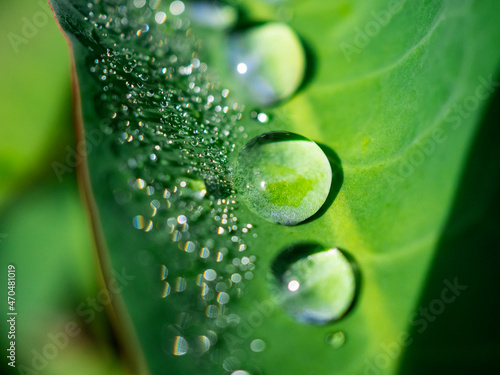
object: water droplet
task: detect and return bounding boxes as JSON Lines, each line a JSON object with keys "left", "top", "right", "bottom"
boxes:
{"left": 162, "top": 282, "right": 171, "bottom": 297}
{"left": 326, "top": 331, "right": 346, "bottom": 349}
{"left": 170, "top": 1, "right": 185, "bottom": 16}
{"left": 197, "top": 335, "right": 211, "bottom": 354}
{"left": 250, "top": 339, "right": 266, "bottom": 352}
{"left": 204, "top": 269, "right": 217, "bottom": 281}
{"left": 235, "top": 132, "right": 333, "bottom": 225}
{"left": 160, "top": 265, "right": 168, "bottom": 280}
{"left": 250, "top": 110, "right": 271, "bottom": 124}
{"left": 184, "top": 241, "right": 195, "bottom": 253}
{"left": 175, "top": 277, "right": 187, "bottom": 292}
{"left": 228, "top": 23, "right": 306, "bottom": 105}
{"left": 200, "top": 247, "right": 210, "bottom": 258}
{"left": 223, "top": 356, "right": 241, "bottom": 372}
{"left": 133, "top": 215, "right": 145, "bottom": 229}
{"left": 217, "top": 292, "right": 230, "bottom": 304}
{"left": 206, "top": 304, "right": 218, "bottom": 318}
{"left": 173, "top": 336, "right": 188, "bottom": 355}
{"left": 155, "top": 11, "right": 167, "bottom": 24}
{"left": 269, "top": 244, "right": 358, "bottom": 325}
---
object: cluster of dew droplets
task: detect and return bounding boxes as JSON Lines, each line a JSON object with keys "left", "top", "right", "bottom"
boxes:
{"left": 76, "top": 0, "right": 260, "bottom": 373}
{"left": 68, "top": 0, "right": 362, "bottom": 372}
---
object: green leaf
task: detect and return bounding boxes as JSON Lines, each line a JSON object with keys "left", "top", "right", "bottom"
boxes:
{"left": 49, "top": 0, "right": 500, "bottom": 374}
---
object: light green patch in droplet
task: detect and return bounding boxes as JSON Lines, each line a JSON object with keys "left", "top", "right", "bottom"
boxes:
{"left": 234, "top": 132, "right": 333, "bottom": 225}
{"left": 264, "top": 172, "right": 314, "bottom": 208}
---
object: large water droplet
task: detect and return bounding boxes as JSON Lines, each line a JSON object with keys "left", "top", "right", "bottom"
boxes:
{"left": 269, "top": 244, "right": 358, "bottom": 325}
{"left": 228, "top": 23, "right": 306, "bottom": 106}
{"left": 234, "top": 132, "right": 333, "bottom": 225}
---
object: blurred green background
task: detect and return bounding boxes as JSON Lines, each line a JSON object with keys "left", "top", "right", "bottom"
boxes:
{"left": 0, "top": 1, "right": 125, "bottom": 374}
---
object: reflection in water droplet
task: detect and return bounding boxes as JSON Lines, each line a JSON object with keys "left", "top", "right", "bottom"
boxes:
{"left": 288, "top": 280, "right": 300, "bottom": 292}
{"left": 235, "top": 132, "right": 333, "bottom": 225}
{"left": 237, "top": 63, "right": 248, "bottom": 74}
{"left": 326, "top": 331, "right": 346, "bottom": 349}
{"left": 269, "top": 244, "right": 358, "bottom": 325}
{"left": 250, "top": 110, "right": 271, "bottom": 124}
{"left": 228, "top": 23, "right": 306, "bottom": 106}
{"left": 173, "top": 336, "right": 188, "bottom": 356}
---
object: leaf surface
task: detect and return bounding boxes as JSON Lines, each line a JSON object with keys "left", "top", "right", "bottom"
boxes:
{"left": 49, "top": 0, "right": 500, "bottom": 374}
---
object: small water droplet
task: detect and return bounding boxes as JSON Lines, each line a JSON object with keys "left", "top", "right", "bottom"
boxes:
{"left": 223, "top": 356, "right": 241, "bottom": 372}
{"left": 162, "top": 282, "right": 171, "bottom": 297}
{"left": 184, "top": 241, "right": 195, "bottom": 253}
{"left": 170, "top": 0, "right": 185, "bottom": 15}
{"left": 269, "top": 244, "right": 358, "bottom": 325}
{"left": 231, "top": 273, "right": 242, "bottom": 283}
{"left": 235, "top": 132, "right": 333, "bottom": 225}
{"left": 133, "top": 215, "right": 145, "bottom": 229}
{"left": 200, "top": 247, "right": 210, "bottom": 258}
{"left": 250, "top": 110, "right": 271, "bottom": 124}
{"left": 160, "top": 265, "right": 168, "bottom": 280}
{"left": 217, "top": 292, "right": 230, "bottom": 304}
{"left": 204, "top": 269, "right": 217, "bottom": 281}
{"left": 206, "top": 304, "right": 218, "bottom": 318}
{"left": 197, "top": 335, "right": 211, "bottom": 354}
{"left": 326, "top": 331, "right": 346, "bottom": 349}
{"left": 173, "top": 336, "right": 188, "bottom": 356}
{"left": 228, "top": 23, "right": 306, "bottom": 106}
{"left": 250, "top": 339, "right": 266, "bottom": 352}
{"left": 175, "top": 276, "right": 187, "bottom": 292}
{"left": 155, "top": 11, "right": 167, "bottom": 24}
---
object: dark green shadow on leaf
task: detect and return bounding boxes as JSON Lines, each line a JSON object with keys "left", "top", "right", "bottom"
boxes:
{"left": 399, "top": 83, "right": 500, "bottom": 373}
{"left": 301, "top": 143, "right": 344, "bottom": 224}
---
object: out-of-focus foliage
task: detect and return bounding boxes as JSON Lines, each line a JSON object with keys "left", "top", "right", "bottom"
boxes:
{"left": 0, "top": 1, "right": 127, "bottom": 374}
{"left": 0, "top": 0, "right": 70, "bottom": 208}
